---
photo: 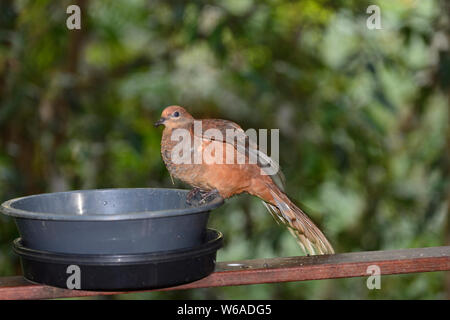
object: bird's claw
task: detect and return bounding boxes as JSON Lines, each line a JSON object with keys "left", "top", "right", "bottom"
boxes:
{"left": 186, "top": 188, "right": 219, "bottom": 205}
{"left": 198, "top": 189, "right": 220, "bottom": 204}
{"left": 186, "top": 187, "right": 201, "bottom": 205}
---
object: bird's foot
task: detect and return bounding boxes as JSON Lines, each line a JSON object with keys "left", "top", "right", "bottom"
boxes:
{"left": 186, "top": 188, "right": 220, "bottom": 205}
{"left": 198, "top": 189, "right": 220, "bottom": 205}
{"left": 186, "top": 187, "right": 202, "bottom": 205}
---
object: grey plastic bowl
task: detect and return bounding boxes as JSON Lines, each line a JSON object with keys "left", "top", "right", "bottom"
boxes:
{"left": 0, "top": 188, "right": 223, "bottom": 254}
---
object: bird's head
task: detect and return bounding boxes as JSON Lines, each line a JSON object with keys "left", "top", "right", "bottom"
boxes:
{"left": 154, "top": 105, "right": 194, "bottom": 129}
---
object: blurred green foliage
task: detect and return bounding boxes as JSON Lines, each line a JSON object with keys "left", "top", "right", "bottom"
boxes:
{"left": 0, "top": 0, "right": 449, "bottom": 299}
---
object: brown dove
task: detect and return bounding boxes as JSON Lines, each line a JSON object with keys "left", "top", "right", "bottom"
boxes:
{"left": 155, "top": 105, "right": 334, "bottom": 255}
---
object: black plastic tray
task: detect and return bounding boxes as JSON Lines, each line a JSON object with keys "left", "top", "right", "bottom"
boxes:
{"left": 13, "top": 229, "right": 223, "bottom": 291}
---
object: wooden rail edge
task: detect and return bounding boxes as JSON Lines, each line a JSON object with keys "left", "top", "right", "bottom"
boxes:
{"left": 0, "top": 246, "right": 449, "bottom": 300}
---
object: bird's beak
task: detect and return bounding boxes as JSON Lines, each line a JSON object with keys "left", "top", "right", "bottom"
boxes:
{"left": 154, "top": 117, "right": 166, "bottom": 127}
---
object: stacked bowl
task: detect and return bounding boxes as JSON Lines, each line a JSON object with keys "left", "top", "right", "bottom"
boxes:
{"left": 1, "top": 188, "right": 224, "bottom": 291}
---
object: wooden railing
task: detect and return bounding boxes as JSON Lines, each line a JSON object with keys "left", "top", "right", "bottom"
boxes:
{"left": 1, "top": 246, "right": 449, "bottom": 299}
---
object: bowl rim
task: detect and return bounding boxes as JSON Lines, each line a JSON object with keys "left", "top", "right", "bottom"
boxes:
{"left": 0, "top": 188, "right": 224, "bottom": 221}
{"left": 12, "top": 229, "right": 223, "bottom": 264}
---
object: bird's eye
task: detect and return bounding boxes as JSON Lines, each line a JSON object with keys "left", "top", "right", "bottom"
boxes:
{"left": 173, "top": 111, "right": 180, "bottom": 117}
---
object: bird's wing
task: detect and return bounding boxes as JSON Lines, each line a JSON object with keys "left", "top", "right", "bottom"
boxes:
{"left": 193, "top": 119, "right": 285, "bottom": 189}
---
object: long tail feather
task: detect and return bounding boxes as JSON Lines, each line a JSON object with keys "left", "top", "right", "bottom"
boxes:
{"left": 263, "top": 187, "right": 334, "bottom": 255}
